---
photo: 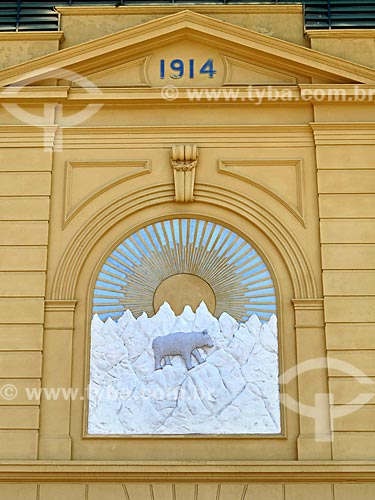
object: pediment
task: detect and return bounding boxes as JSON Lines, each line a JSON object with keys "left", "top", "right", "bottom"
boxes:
{"left": 75, "top": 37, "right": 309, "bottom": 88}
{"left": 223, "top": 56, "right": 297, "bottom": 85}
{"left": 0, "top": 10, "right": 374, "bottom": 88}
{"left": 73, "top": 57, "right": 150, "bottom": 88}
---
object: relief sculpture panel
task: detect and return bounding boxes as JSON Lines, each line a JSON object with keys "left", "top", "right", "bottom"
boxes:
{"left": 88, "top": 218, "right": 280, "bottom": 435}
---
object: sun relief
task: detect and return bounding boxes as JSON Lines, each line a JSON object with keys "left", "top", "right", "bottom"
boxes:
{"left": 89, "top": 219, "right": 280, "bottom": 435}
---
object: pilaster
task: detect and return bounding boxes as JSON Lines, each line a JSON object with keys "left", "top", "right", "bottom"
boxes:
{"left": 38, "top": 300, "right": 77, "bottom": 459}
{"left": 293, "top": 299, "right": 332, "bottom": 459}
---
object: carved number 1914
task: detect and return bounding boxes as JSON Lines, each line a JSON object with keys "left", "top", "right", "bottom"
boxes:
{"left": 160, "top": 58, "right": 216, "bottom": 79}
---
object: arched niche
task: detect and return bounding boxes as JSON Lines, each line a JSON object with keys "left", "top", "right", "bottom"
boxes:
{"left": 66, "top": 197, "right": 301, "bottom": 460}
{"left": 88, "top": 217, "right": 279, "bottom": 436}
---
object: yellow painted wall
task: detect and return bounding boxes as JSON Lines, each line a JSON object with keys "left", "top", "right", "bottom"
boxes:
{"left": 0, "top": 5, "right": 374, "bottom": 497}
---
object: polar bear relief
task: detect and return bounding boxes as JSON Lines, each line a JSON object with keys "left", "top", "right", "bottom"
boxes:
{"left": 89, "top": 302, "right": 281, "bottom": 435}
{"left": 152, "top": 329, "right": 214, "bottom": 371}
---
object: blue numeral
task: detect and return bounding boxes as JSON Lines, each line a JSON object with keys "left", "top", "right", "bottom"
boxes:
{"left": 160, "top": 58, "right": 216, "bottom": 79}
{"left": 170, "top": 59, "right": 184, "bottom": 79}
{"left": 200, "top": 59, "right": 216, "bottom": 79}
{"left": 189, "top": 59, "right": 194, "bottom": 79}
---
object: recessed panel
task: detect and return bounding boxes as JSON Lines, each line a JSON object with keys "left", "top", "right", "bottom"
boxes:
{"left": 89, "top": 218, "right": 280, "bottom": 436}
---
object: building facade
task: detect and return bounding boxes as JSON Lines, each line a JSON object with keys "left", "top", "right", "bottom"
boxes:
{"left": 0, "top": 3, "right": 374, "bottom": 499}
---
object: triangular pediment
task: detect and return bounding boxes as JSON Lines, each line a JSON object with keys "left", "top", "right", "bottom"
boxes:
{"left": 0, "top": 10, "right": 374, "bottom": 88}
{"left": 73, "top": 57, "right": 151, "bottom": 88}
{"left": 223, "top": 56, "right": 297, "bottom": 85}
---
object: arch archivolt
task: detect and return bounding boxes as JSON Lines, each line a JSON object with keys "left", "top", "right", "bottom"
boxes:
{"left": 44, "top": 179, "right": 326, "bottom": 459}
{"left": 51, "top": 182, "right": 317, "bottom": 303}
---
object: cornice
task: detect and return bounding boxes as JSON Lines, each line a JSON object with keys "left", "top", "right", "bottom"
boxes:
{"left": 0, "top": 86, "right": 68, "bottom": 101}
{"left": 0, "top": 125, "right": 313, "bottom": 149}
{"left": 312, "top": 122, "right": 375, "bottom": 130}
{"left": 306, "top": 29, "right": 375, "bottom": 39}
{"left": 1, "top": 85, "right": 375, "bottom": 105}
{"left": 44, "top": 300, "right": 77, "bottom": 312}
{"left": 0, "top": 32, "right": 64, "bottom": 41}
{"left": 299, "top": 83, "right": 375, "bottom": 96}
{"left": 292, "top": 299, "right": 324, "bottom": 310}
{"left": 5, "top": 123, "right": 373, "bottom": 148}
{"left": 55, "top": 125, "right": 314, "bottom": 149}
{"left": 68, "top": 85, "right": 375, "bottom": 104}
{"left": 0, "top": 460, "right": 374, "bottom": 483}
{"left": 44, "top": 300, "right": 77, "bottom": 330}
{"left": 311, "top": 122, "right": 375, "bottom": 145}
{"left": 0, "top": 125, "right": 57, "bottom": 148}
{"left": 67, "top": 86, "right": 303, "bottom": 104}
{"left": 0, "top": 85, "right": 374, "bottom": 105}
{"left": 56, "top": 6, "right": 303, "bottom": 15}
{"left": 0, "top": 10, "right": 373, "bottom": 87}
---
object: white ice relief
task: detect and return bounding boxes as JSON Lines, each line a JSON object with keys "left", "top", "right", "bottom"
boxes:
{"left": 88, "top": 302, "right": 280, "bottom": 435}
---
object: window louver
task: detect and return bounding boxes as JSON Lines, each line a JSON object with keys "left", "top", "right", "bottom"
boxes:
{"left": 1, "top": 1, "right": 375, "bottom": 32}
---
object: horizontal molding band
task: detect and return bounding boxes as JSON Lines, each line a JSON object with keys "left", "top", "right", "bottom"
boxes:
{"left": 56, "top": 6, "right": 303, "bottom": 15}
{"left": 0, "top": 33, "right": 64, "bottom": 42}
{"left": 292, "top": 299, "right": 324, "bottom": 310}
{"left": 312, "top": 123, "right": 375, "bottom": 145}
{"left": 0, "top": 123, "right": 373, "bottom": 143}
{"left": 0, "top": 461, "right": 374, "bottom": 483}
{"left": 0, "top": 126, "right": 57, "bottom": 148}
{"left": 0, "top": 87, "right": 68, "bottom": 100}
{"left": 53, "top": 125, "right": 313, "bottom": 149}
{"left": 2, "top": 86, "right": 374, "bottom": 104}
{"left": 306, "top": 29, "right": 375, "bottom": 39}
{"left": 305, "top": 29, "right": 375, "bottom": 40}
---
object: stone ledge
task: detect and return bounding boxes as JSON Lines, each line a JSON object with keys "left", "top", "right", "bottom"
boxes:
{"left": 306, "top": 29, "right": 375, "bottom": 39}
{"left": 56, "top": 6, "right": 303, "bottom": 16}
{"left": 0, "top": 32, "right": 64, "bottom": 41}
{"left": 0, "top": 461, "right": 374, "bottom": 483}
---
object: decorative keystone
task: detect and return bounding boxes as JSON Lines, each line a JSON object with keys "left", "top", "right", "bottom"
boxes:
{"left": 171, "top": 144, "right": 198, "bottom": 202}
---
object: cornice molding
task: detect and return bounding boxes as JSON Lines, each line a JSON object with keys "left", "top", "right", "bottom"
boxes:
{"left": 55, "top": 125, "right": 314, "bottom": 149}
{"left": 299, "top": 84, "right": 375, "bottom": 103}
{"left": 1, "top": 85, "right": 375, "bottom": 105}
{"left": 44, "top": 300, "right": 77, "bottom": 330}
{"left": 44, "top": 300, "right": 77, "bottom": 313}
{"left": 0, "top": 125, "right": 313, "bottom": 149}
{"left": 56, "top": 5, "right": 303, "bottom": 15}
{"left": 311, "top": 122, "right": 375, "bottom": 145}
{"left": 312, "top": 122, "right": 375, "bottom": 130}
{"left": 306, "top": 29, "right": 375, "bottom": 39}
{"left": 0, "top": 32, "right": 64, "bottom": 41}
{"left": 292, "top": 299, "right": 324, "bottom": 310}
{"left": 0, "top": 10, "right": 373, "bottom": 86}
{"left": 0, "top": 125, "right": 57, "bottom": 147}
{"left": 0, "top": 86, "right": 68, "bottom": 101}
{"left": 67, "top": 86, "right": 301, "bottom": 104}
{"left": 9, "top": 124, "right": 373, "bottom": 148}
{"left": 0, "top": 460, "right": 374, "bottom": 483}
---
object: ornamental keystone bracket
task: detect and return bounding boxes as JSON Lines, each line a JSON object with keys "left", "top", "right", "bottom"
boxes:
{"left": 171, "top": 144, "right": 198, "bottom": 202}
